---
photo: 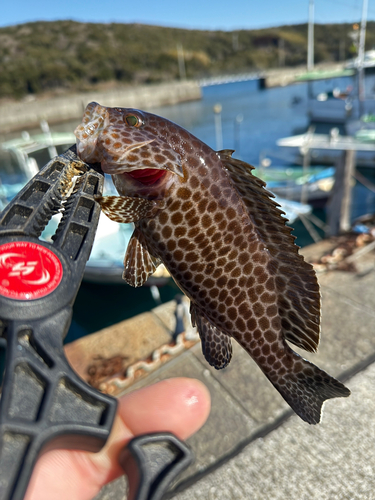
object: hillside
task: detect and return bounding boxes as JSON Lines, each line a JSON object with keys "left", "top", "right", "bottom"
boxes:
{"left": 0, "top": 20, "right": 374, "bottom": 99}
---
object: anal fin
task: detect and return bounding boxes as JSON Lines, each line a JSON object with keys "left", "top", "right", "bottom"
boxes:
{"left": 123, "top": 228, "right": 161, "bottom": 287}
{"left": 191, "top": 304, "right": 232, "bottom": 369}
{"left": 94, "top": 195, "right": 160, "bottom": 223}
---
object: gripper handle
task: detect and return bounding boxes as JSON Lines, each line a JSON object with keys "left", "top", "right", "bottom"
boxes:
{"left": 0, "top": 314, "right": 117, "bottom": 500}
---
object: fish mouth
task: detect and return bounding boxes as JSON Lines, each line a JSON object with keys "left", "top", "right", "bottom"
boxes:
{"left": 127, "top": 168, "right": 167, "bottom": 186}
{"left": 101, "top": 138, "right": 184, "bottom": 179}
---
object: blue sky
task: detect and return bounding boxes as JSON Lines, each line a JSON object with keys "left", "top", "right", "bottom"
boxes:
{"left": 1, "top": 0, "right": 373, "bottom": 30}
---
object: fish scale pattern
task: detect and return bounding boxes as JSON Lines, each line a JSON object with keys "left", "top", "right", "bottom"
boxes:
{"left": 74, "top": 102, "right": 350, "bottom": 424}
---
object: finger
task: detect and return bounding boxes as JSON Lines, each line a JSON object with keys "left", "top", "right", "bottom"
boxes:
{"left": 25, "top": 377, "right": 210, "bottom": 500}
{"left": 118, "top": 376, "right": 211, "bottom": 438}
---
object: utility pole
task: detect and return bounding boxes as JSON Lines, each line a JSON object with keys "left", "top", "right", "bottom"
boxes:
{"left": 278, "top": 38, "right": 285, "bottom": 67}
{"left": 177, "top": 44, "right": 186, "bottom": 81}
{"left": 339, "top": 39, "right": 345, "bottom": 62}
{"left": 307, "top": 0, "right": 314, "bottom": 72}
{"left": 213, "top": 104, "right": 223, "bottom": 151}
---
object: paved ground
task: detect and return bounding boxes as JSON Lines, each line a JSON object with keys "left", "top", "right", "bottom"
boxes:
{"left": 65, "top": 240, "right": 375, "bottom": 500}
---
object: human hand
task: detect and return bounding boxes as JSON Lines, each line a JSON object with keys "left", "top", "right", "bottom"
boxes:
{"left": 25, "top": 377, "right": 210, "bottom": 500}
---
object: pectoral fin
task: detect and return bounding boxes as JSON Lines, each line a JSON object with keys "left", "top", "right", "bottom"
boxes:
{"left": 123, "top": 227, "right": 161, "bottom": 287}
{"left": 190, "top": 304, "right": 232, "bottom": 369}
{"left": 94, "top": 195, "right": 161, "bottom": 223}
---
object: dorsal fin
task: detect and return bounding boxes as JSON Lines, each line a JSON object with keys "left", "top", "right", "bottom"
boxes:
{"left": 218, "top": 151, "right": 321, "bottom": 353}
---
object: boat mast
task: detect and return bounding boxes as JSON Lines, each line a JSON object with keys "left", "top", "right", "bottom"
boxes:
{"left": 307, "top": 0, "right": 314, "bottom": 72}
{"left": 357, "top": 0, "right": 368, "bottom": 104}
{"left": 307, "top": 0, "right": 314, "bottom": 101}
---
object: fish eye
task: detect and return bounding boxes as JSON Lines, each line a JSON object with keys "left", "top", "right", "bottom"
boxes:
{"left": 124, "top": 114, "right": 143, "bottom": 127}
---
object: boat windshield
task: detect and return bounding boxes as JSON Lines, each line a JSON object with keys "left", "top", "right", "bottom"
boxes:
{"left": 0, "top": 147, "right": 26, "bottom": 179}
{"left": 26, "top": 144, "right": 74, "bottom": 173}
{"left": 0, "top": 148, "right": 29, "bottom": 209}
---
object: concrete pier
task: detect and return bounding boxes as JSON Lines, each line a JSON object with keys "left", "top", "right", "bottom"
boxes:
{"left": 64, "top": 238, "right": 375, "bottom": 500}
{"left": 263, "top": 62, "right": 347, "bottom": 88}
{"left": 0, "top": 80, "right": 202, "bottom": 134}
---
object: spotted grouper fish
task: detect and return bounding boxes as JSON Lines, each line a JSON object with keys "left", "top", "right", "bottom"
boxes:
{"left": 74, "top": 102, "right": 350, "bottom": 424}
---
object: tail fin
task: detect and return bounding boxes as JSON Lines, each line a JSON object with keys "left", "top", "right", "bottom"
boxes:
{"left": 269, "top": 355, "right": 350, "bottom": 424}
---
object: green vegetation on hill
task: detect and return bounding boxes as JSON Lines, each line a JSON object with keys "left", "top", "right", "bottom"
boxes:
{"left": 0, "top": 20, "right": 373, "bottom": 99}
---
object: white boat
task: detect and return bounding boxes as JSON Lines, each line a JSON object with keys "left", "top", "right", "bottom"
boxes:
{"left": 0, "top": 124, "right": 77, "bottom": 209}
{"left": 277, "top": 130, "right": 375, "bottom": 167}
{"left": 254, "top": 166, "right": 335, "bottom": 207}
{"left": 308, "top": 87, "right": 375, "bottom": 124}
{"left": 302, "top": 1, "right": 375, "bottom": 125}
{"left": 345, "top": 112, "right": 375, "bottom": 139}
{"left": 272, "top": 195, "right": 312, "bottom": 225}
{"left": 0, "top": 125, "right": 169, "bottom": 285}
{"left": 346, "top": 50, "right": 375, "bottom": 71}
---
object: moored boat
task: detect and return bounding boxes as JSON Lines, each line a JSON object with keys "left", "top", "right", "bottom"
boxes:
{"left": 254, "top": 165, "right": 335, "bottom": 207}
{"left": 0, "top": 125, "right": 170, "bottom": 285}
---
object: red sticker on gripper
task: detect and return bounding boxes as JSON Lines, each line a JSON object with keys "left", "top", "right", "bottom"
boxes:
{"left": 0, "top": 241, "right": 63, "bottom": 300}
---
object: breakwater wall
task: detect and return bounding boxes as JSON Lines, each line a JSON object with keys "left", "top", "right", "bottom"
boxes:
{"left": 0, "top": 80, "right": 201, "bottom": 134}
{"left": 262, "top": 62, "right": 347, "bottom": 88}
{"left": 199, "top": 63, "right": 347, "bottom": 89}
